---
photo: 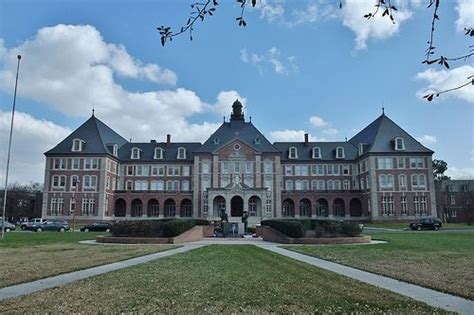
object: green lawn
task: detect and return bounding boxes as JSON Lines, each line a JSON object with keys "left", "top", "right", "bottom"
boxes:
{"left": 285, "top": 231, "right": 474, "bottom": 299}
{"left": 0, "top": 245, "right": 442, "bottom": 313}
{"left": 0, "top": 232, "right": 177, "bottom": 288}
{"left": 364, "top": 222, "right": 473, "bottom": 230}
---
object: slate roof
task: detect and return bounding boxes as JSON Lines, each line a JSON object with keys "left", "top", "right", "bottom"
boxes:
{"left": 118, "top": 142, "right": 202, "bottom": 162}
{"left": 273, "top": 142, "right": 358, "bottom": 162}
{"left": 348, "top": 113, "right": 433, "bottom": 154}
{"left": 197, "top": 120, "right": 279, "bottom": 153}
{"left": 45, "top": 115, "right": 128, "bottom": 156}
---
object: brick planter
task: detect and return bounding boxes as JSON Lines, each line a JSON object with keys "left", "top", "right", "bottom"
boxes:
{"left": 202, "top": 225, "right": 214, "bottom": 237}
{"left": 97, "top": 226, "right": 203, "bottom": 244}
{"left": 261, "top": 226, "right": 371, "bottom": 244}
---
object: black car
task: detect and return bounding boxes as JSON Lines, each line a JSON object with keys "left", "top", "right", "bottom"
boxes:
{"left": 28, "top": 219, "right": 70, "bottom": 232}
{"left": 409, "top": 217, "right": 442, "bottom": 231}
{"left": 80, "top": 222, "right": 112, "bottom": 232}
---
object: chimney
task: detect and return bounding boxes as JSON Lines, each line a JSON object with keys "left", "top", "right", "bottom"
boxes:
{"left": 166, "top": 134, "right": 171, "bottom": 146}
{"left": 304, "top": 133, "right": 309, "bottom": 145}
{"left": 150, "top": 139, "right": 156, "bottom": 143}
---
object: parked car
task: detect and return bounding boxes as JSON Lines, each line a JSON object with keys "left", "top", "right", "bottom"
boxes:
{"left": 20, "top": 218, "right": 46, "bottom": 230}
{"left": 0, "top": 219, "right": 16, "bottom": 232}
{"left": 28, "top": 219, "right": 70, "bottom": 232}
{"left": 80, "top": 222, "right": 112, "bottom": 232}
{"left": 409, "top": 217, "right": 442, "bottom": 231}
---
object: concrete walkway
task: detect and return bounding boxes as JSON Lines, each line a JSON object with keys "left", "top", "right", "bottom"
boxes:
{"left": 257, "top": 244, "right": 474, "bottom": 315}
{"left": 0, "top": 244, "right": 203, "bottom": 302}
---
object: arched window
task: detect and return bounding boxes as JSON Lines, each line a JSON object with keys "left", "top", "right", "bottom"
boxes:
{"left": 394, "top": 137, "right": 405, "bottom": 150}
{"left": 131, "top": 147, "right": 141, "bottom": 159}
{"left": 112, "top": 144, "right": 118, "bottom": 156}
{"left": 254, "top": 136, "right": 261, "bottom": 145}
{"left": 312, "top": 147, "right": 321, "bottom": 159}
{"left": 213, "top": 137, "right": 220, "bottom": 145}
{"left": 177, "top": 147, "right": 186, "bottom": 159}
{"left": 72, "top": 138, "right": 84, "bottom": 152}
{"left": 289, "top": 146, "right": 298, "bottom": 159}
{"left": 154, "top": 147, "right": 163, "bottom": 159}
{"left": 335, "top": 146, "right": 345, "bottom": 159}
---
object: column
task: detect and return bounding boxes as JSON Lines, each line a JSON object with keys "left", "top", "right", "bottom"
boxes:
{"left": 274, "top": 155, "right": 282, "bottom": 218}
{"left": 255, "top": 155, "right": 261, "bottom": 187}
{"left": 369, "top": 156, "right": 379, "bottom": 219}
{"left": 212, "top": 155, "right": 219, "bottom": 188}
{"left": 192, "top": 156, "right": 200, "bottom": 218}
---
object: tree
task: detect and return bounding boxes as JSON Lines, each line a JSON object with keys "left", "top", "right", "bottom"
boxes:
{"left": 433, "top": 159, "right": 450, "bottom": 182}
{"left": 157, "top": 0, "right": 473, "bottom": 100}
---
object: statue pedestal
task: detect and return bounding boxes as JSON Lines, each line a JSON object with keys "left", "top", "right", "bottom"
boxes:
{"left": 223, "top": 222, "right": 244, "bottom": 237}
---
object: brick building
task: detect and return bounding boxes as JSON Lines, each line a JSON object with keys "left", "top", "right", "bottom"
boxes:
{"left": 436, "top": 180, "right": 473, "bottom": 224}
{"left": 42, "top": 100, "right": 437, "bottom": 223}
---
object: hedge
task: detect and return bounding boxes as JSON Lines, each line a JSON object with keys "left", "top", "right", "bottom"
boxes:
{"left": 111, "top": 219, "right": 195, "bottom": 237}
{"left": 193, "top": 219, "right": 212, "bottom": 226}
{"left": 261, "top": 219, "right": 362, "bottom": 238}
{"left": 261, "top": 220, "right": 304, "bottom": 238}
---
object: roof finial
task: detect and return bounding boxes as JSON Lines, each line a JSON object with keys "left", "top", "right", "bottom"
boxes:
{"left": 250, "top": 116, "right": 252, "bottom": 122}
{"left": 223, "top": 116, "right": 225, "bottom": 122}
{"left": 92, "top": 104, "right": 95, "bottom": 117}
{"left": 382, "top": 103, "right": 385, "bottom": 116}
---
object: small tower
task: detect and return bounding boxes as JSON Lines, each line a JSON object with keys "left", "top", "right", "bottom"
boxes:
{"left": 230, "top": 99, "right": 245, "bottom": 121}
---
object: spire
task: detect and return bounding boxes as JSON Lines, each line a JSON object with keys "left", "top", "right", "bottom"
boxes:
{"left": 230, "top": 99, "right": 244, "bottom": 121}
{"left": 92, "top": 104, "right": 95, "bottom": 117}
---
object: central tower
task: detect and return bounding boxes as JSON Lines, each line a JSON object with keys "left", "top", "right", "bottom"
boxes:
{"left": 230, "top": 99, "right": 244, "bottom": 121}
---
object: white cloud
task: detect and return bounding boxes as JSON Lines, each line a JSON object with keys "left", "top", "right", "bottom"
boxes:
{"left": 258, "top": 0, "right": 285, "bottom": 23}
{"left": 323, "top": 128, "right": 338, "bottom": 135}
{"left": 212, "top": 90, "right": 247, "bottom": 117}
{"left": 446, "top": 167, "right": 474, "bottom": 179}
{"left": 240, "top": 47, "right": 297, "bottom": 75}
{"left": 455, "top": 0, "right": 474, "bottom": 32}
{"left": 0, "top": 24, "right": 243, "bottom": 144}
{"left": 309, "top": 116, "right": 328, "bottom": 128}
{"left": 291, "top": 4, "right": 321, "bottom": 26}
{"left": 416, "top": 134, "right": 437, "bottom": 146}
{"left": 0, "top": 111, "right": 71, "bottom": 185}
{"left": 415, "top": 65, "right": 474, "bottom": 103}
{"left": 340, "top": 0, "right": 414, "bottom": 50}
{"left": 268, "top": 129, "right": 326, "bottom": 142}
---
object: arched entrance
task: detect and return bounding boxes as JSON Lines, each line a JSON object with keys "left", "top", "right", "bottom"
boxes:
{"left": 248, "top": 196, "right": 262, "bottom": 217}
{"left": 231, "top": 196, "right": 244, "bottom": 217}
{"left": 316, "top": 198, "right": 328, "bottom": 217}
{"left": 147, "top": 199, "right": 159, "bottom": 217}
{"left": 164, "top": 199, "right": 176, "bottom": 217}
{"left": 131, "top": 199, "right": 143, "bottom": 217}
{"left": 299, "top": 198, "right": 311, "bottom": 217}
{"left": 213, "top": 196, "right": 226, "bottom": 217}
{"left": 282, "top": 198, "right": 295, "bottom": 217}
{"left": 333, "top": 198, "right": 345, "bottom": 217}
{"left": 180, "top": 199, "right": 193, "bottom": 217}
{"left": 114, "top": 198, "right": 126, "bottom": 217}
{"left": 350, "top": 198, "right": 362, "bottom": 217}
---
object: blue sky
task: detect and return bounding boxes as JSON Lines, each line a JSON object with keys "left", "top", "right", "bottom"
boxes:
{"left": 0, "top": 0, "right": 473, "bottom": 184}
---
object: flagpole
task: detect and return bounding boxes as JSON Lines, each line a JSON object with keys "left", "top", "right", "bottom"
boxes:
{"left": 2, "top": 55, "right": 22, "bottom": 240}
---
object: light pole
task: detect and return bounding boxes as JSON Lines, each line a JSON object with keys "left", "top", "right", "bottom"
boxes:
{"left": 2, "top": 55, "right": 22, "bottom": 241}
{"left": 72, "top": 178, "right": 80, "bottom": 232}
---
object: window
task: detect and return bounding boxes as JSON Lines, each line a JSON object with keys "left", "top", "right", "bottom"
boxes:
{"left": 327, "top": 164, "right": 340, "bottom": 175}
{"left": 410, "top": 157, "right": 425, "bottom": 169}
{"left": 312, "top": 147, "right": 321, "bottom": 159}
{"left": 397, "top": 157, "right": 405, "bottom": 169}
{"left": 285, "top": 180, "right": 293, "bottom": 191}
{"left": 182, "top": 180, "right": 190, "bottom": 191}
{"left": 295, "top": 180, "right": 303, "bottom": 190}
{"left": 245, "top": 162, "right": 253, "bottom": 174}
{"left": 399, "top": 174, "right": 407, "bottom": 190}
{"left": 311, "top": 164, "right": 324, "bottom": 175}
{"left": 366, "top": 176, "right": 370, "bottom": 189}
{"left": 72, "top": 138, "right": 84, "bottom": 152}
{"left": 254, "top": 137, "right": 261, "bottom": 145}
{"left": 289, "top": 147, "right": 298, "bottom": 159}
{"left": 182, "top": 165, "right": 191, "bottom": 176}
{"left": 401, "top": 196, "right": 408, "bottom": 215}
{"left": 167, "top": 166, "right": 180, "bottom": 176}
{"left": 112, "top": 144, "right": 118, "bottom": 156}
{"left": 154, "top": 147, "right": 163, "bottom": 159}
{"left": 449, "top": 195, "right": 455, "bottom": 205}
{"left": 358, "top": 143, "right": 364, "bottom": 155}
{"left": 342, "top": 165, "right": 350, "bottom": 175}
{"left": 327, "top": 180, "right": 334, "bottom": 190}
{"left": 201, "top": 161, "right": 210, "bottom": 174}
{"left": 83, "top": 175, "right": 97, "bottom": 189}
{"left": 343, "top": 180, "right": 350, "bottom": 190}
{"left": 84, "top": 158, "right": 99, "bottom": 170}
{"left": 177, "top": 147, "right": 186, "bottom": 159}
{"left": 265, "top": 199, "right": 272, "bottom": 216}
{"left": 131, "top": 147, "right": 141, "bottom": 159}
{"left": 213, "top": 137, "right": 220, "bottom": 145}
{"left": 201, "top": 175, "right": 210, "bottom": 190}
{"left": 53, "top": 158, "right": 67, "bottom": 170}
{"left": 294, "top": 165, "right": 308, "bottom": 176}
{"left": 420, "top": 196, "right": 427, "bottom": 215}
{"left": 335, "top": 146, "right": 345, "bottom": 159}
{"left": 233, "top": 162, "right": 240, "bottom": 173}
{"left": 285, "top": 165, "right": 293, "bottom": 176}
{"left": 334, "top": 180, "right": 341, "bottom": 190}
{"left": 264, "top": 161, "right": 273, "bottom": 174}
{"left": 81, "top": 198, "right": 96, "bottom": 216}
{"left": 70, "top": 175, "right": 79, "bottom": 190}
{"left": 381, "top": 196, "right": 394, "bottom": 215}
{"left": 52, "top": 175, "right": 66, "bottom": 188}
{"left": 379, "top": 174, "right": 394, "bottom": 189}
{"left": 72, "top": 158, "right": 79, "bottom": 170}
{"left": 377, "top": 158, "right": 393, "bottom": 169}
{"left": 221, "top": 175, "right": 230, "bottom": 188}
{"left": 222, "top": 162, "right": 229, "bottom": 174}
{"left": 50, "top": 198, "right": 63, "bottom": 216}
{"left": 411, "top": 174, "right": 426, "bottom": 190}
{"left": 394, "top": 137, "right": 405, "bottom": 150}
{"left": 414, "top": 196, "right": 421, "bottom": 215}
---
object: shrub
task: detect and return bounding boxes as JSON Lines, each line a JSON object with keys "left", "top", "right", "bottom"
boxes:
{"left": 246, "top": 226, "right": 256, "bottom": 234}
{"left": 163, "top": 219, "right": 195, "bottom": 237}
{"left": 340, "top": 221, "right": 362, "bottom": 237}
{"left": 111, "top": 220, "right": 164, "bottom": 237}
{"left": 193, "top": 219, "right": 212, "bottom": 226}
{"left": 262, "top": 220, "right": 304, "bottom": 238}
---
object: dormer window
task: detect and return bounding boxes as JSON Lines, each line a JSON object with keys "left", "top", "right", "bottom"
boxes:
{"left": 312, "top": 147, "right": 321, "bottom": 159}
{"left": 154, "top": 147, "right": 164, "bottom": 159}
{"left": 358, "top": 143, "right": 364, "bottom": 156}
{"left": 131, "top": 147, "right": 141, "bottom": 159}
{"left": 289, "top": 146, "right": 298, "bottom": 159}
{"left": 336, "top": 146, "right": 345, "bottom": 159}
{"left": 394, "top": 137, "right": 405, "bottom": 151}
{"left": 112, "top": 144, "right": 118, "bottom": 157}
{"left": 177, "top": 147, "right": 186, "bottom": 159}
{"left": 213, "top": 137, "right": 220, "bottom": 145}
{"left": 72, "top": 138, "right": 84, "bottom": 152}
{"left": 254, "top": 136, "right": 261, "bottom": 145}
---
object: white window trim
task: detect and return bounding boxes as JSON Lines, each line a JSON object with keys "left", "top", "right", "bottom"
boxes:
{"left": 154, "top": 147, "right": 164, "bottom": 159}
{"left": 289, "top": 147, "right": 298, "bottom": 159}
{"left": 312, "top": 147, "right": 321, "bottom": 159}
{"left": 394, "top": 137, "right": 405, "bottom": 151}
{"left": 335, "top": 146, "right": 345, "bottom": 159}
{"left": 131, "top": 147, "right": 141, "bottom": 160}
{"left": 71, "top": 138, "right": 84, "bottom": 152}
{"left": 177, "top": 147, "right": 186, "bottom": 159}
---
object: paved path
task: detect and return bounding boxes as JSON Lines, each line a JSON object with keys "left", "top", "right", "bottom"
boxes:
{"left": 0, "top": 245, "right": 203, "bottom": 302}
{"left": 257, "top": 244, "right": 474, "bottom": 315}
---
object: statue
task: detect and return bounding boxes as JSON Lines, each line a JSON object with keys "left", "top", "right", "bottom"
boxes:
{"left": 220, "top": 209, "right": 229, "bottom": 237}
{"left": 241, "top": 211, "right": 249, "bottom": 234}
